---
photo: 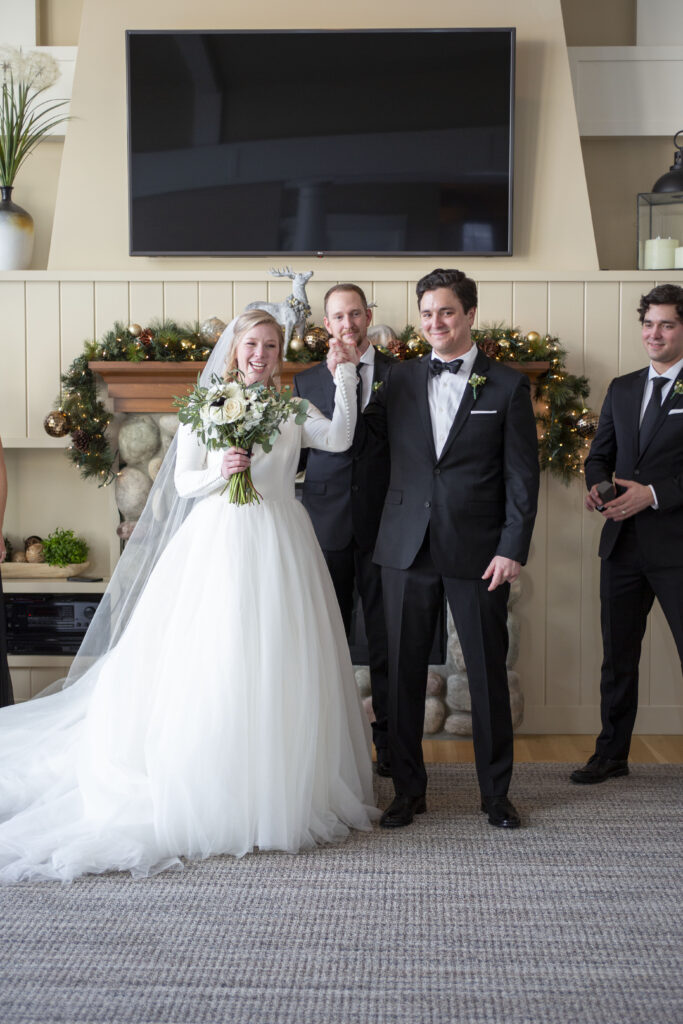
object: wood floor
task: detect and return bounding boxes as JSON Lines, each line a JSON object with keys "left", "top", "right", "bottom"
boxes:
{"left": 420, "top": 734, "right": 683, "bottom": 764}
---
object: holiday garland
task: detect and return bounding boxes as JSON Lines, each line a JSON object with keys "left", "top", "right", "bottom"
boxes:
{"left": 287, "top": 322, "right": 594, "bottom": 483}
{"left": 54, "top": 318, "right": 594, "bottom": 487}
{"left": 56, "top": 320, "right": 213, "bottom": 485}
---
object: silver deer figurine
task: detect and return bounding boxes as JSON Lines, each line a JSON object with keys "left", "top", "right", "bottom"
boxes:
{"left": 245, "top": 267, "right": 313, "bottom": 349}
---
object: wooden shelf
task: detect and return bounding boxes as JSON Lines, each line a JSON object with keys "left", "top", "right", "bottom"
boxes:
{"left": 89, "top": 359, "right": 550, "bottom": 413}
{"left": 89, "top": 360, "right": 312, "bottom": 412}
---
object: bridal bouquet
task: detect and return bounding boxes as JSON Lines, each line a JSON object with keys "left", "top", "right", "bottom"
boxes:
{"left": 175, "top": 372, "right": 309, "bottom": 505}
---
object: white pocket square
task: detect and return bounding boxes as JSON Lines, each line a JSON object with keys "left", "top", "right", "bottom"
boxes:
{"left": 470, "top": 410, "right": 498, "bottom": 415}
{"left": 668, "top": 408, "right": 683, "bottom": 414}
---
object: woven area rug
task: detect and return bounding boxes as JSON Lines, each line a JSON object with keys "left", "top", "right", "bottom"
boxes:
{"left": 1, "top": 763, "right": 681, "bottom": 1024}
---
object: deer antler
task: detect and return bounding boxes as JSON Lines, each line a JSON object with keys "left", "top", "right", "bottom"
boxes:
{"left": 269, "top": 266, "right": 295, "bottom": 279}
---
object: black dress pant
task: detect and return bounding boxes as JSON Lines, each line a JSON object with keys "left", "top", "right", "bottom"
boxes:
{"left": 596, "top": 520, "right": 683, "bottom": 760}
{"left": 323, "top": 541, "right": 389, "bottom": 753}
{"left": 382, "top": 535, "right": 512, "bottom": 799}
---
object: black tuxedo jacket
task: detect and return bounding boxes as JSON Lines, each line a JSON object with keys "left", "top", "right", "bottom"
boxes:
{"left": 584, "top": 366, "right": 683, "bottom": 564}
{"left": 293, "top": 349, "right": 392, "bottom": 551}
{"left": 363, "top": 349, "right": 540, "bottom": 579}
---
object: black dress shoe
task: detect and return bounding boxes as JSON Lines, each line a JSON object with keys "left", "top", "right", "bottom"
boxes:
{"left": 379, "top": 794, "right": 427, "bottom": 829}
{"left": 570, "top": 754, "right": 629, "bottom": 785}
{"left": 481, "top": 795, "right": 521, "bottom": 829}
{"left": 375, "top": 749, "right": 392, "bottom": 778}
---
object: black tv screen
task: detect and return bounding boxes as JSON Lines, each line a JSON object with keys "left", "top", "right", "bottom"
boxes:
{"left": 126, "top": 29, "right": 515, "bottom": 257}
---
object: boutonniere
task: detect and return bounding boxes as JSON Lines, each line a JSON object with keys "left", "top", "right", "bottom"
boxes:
{"left": 673, "top": 380, "right": 683, "bottom": 397}
{"left": 372, "top": 380, "right": 384, "bottom": 393}
{"left": 468, "top": 373, "right": 487, "bottom": 400}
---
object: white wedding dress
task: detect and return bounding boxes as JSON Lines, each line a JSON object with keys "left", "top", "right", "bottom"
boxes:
{"left": 0, "top": 363, "right": 377, "bottom": 883}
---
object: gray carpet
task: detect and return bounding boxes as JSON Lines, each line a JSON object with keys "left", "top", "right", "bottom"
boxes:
{"left": 1, "top": 764, "right": 681, "bottom": 1024}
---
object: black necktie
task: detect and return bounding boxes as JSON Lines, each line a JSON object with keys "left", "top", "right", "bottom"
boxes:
{"left": 430, "top": 357, "right": 463, "bottom": 377}
{"left": 356, "top": 365, "right": 363, "bottom": 413}
{"left": 639, "top": 376, "right": 667, "bottom": 452}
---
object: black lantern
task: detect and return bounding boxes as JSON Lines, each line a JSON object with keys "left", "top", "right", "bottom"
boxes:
{"left": 652, "top": 131, "right": 683, "bottom": 193}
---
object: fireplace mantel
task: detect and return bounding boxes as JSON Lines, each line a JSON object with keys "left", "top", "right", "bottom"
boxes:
{"left": 89, "top": 360, "right": 550, "bottom": 414}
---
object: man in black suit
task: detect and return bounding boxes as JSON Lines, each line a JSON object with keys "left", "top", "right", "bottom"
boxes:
{"left": 294, "top": 284, "right": 393, "bottom": 772}
{"left": 571, "top": 283, "right": 683, "bottom": 784}
{"left": 360, "top": 268, "right": 540, "bottom": 828}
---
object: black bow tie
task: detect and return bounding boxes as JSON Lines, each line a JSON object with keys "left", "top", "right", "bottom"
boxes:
{"left": 430, "top": 358, "right": 463, "bottom": 377}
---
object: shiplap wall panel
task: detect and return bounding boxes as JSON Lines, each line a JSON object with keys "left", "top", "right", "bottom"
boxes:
{"left": 163, "top": 282, "right": 198, "bottom": 323}
{"left": 60, "top": 282, "right": 95, "bottom": 367}
{"left": 512, "top": 281, "right": 549, "bottom": 336}
{"left": 129, "top": 281, "right": 164, "bottom": 326}
{"left": 3, "top": 273, "right": 680, "bottom": 733}
{"left": 475, "top": 281, "right": 513, "bottom": 328}
{"left": 95, "top": 281, "right": 129, "bottom": 337}
{"left": 1, "top": 282, "right": 28, "bottom": 439}
{"left": 372, "top": 282, "right": 410, "bottom": 332}
{"left": 234, "top": 281, "right": 268, "bottom": 313}
{"left": 515, "top": 474, "right": 548, "bottom": 711}
{"left": 581, "top": 282, "right": 622, "bottom": 705}
{"left": 620, "top": 280, "right": 653, "bottom": 374}
{"left": 545, "top": 282, "right": 590, "bottom": 709}
{"left": 198, "top": 282, "right": 232, "bottom": 325}
{"left": 25, "top": 283, "right": 60, "bottom": 439}
{"left": 306, "top": 280, "right": 330, "bottom": 324}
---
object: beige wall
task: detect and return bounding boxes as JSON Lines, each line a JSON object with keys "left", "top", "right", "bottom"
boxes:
{"left": 47, "top": 0, "right": 598, "bottom": 271}
{"left": 1, "top": 269, "right": 681, "bottom": 733}
{"left": 560, "top": 0, "right": 636, "bottom": 46}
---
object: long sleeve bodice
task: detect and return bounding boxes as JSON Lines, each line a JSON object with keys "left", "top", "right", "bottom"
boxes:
{"left": 174, "top": 362, "right": 357, "bottom": 503}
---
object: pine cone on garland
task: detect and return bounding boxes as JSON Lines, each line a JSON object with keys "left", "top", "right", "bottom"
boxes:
{"left": 139, "top": 328, "right": 154, "bottom": 345}
{"left": 478, "top": 336, "right": 500, "bottom": 359}
{"left": 71, "top": 429, "right": 92, "bottom": 453}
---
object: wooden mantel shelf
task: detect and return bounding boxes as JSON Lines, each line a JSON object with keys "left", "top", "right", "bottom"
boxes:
{"left": 89, "top": 360, "right": 551, "bottom": 414}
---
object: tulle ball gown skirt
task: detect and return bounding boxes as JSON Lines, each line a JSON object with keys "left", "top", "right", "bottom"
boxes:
{"left": 0, "top": 494, "right": 377, "bottom": 883}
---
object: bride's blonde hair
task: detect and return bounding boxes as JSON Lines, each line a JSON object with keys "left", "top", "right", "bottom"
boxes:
{"left": 223, "top": 309, "right": 285, "bottom": 378}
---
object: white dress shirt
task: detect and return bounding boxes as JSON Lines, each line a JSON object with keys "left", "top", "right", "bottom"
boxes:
{"left": 640, "top": 355, "right": 683, "bottom": 508}
{"left": 428, "top": 343, "right": 479, "bottom": 458}
{"left": 357, "top": 343, "right": 377, "bottom": 411}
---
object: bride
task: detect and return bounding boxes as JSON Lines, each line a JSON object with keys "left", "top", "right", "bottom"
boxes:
{"left": 0, "top": 309, "right": 377, "bottom": 883}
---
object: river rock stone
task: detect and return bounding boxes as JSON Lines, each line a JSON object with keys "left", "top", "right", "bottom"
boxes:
{"left": 444, "top": 711, "right": 473, "bottom": 736}
{"left": 115, "top": 466, "right": 152, "bottom": 520}
{"left": 158, "top": 414, "right": 180, "bottom": 454}
{"left": 426, "top": 671, "right": 445, "bottom": 696}
{"left": 506, "top": 612, "right": 520, "bottom": 668}
{"left": 446, "top": 672, "right": 471, "bottom": 712}
{"left": 354, "top": 667, "right": 372, "bottom": 699}
{"left": 116, "top": 520, "right": 138, "bottom": 541}
{"left": 118, "top": 415, "right": 160, "bottom": 466}
{"left": 148, "top": 455, "right": 163, "bottom": 482}
{"left": 424, "top": 696, "right": 446, "bottom": 734}
{"left": 362, "top": 695, "right": 375, "bottom": 723}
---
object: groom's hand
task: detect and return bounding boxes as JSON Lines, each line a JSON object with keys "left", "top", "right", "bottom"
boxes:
{"left": 326, "top": 339, "right": 360, "bottom": 376}
{"left": 482, "top": 555, "right": 521, "bottom": 591}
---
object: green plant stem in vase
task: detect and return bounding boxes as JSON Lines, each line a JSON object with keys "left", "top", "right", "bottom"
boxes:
{"left": 0, "top": 46, "right": 70, "bottom": 269}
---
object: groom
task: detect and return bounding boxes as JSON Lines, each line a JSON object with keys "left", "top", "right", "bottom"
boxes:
{"left": 356, "top": 268, "right": 540, "bottom": 829}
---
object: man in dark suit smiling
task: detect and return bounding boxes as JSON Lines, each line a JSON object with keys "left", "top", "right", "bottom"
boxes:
{"left": 572, "top": 284, "right": 683, "bottom": 785}
{"left": 361, "top": 268, "right": 540, "bottom": 828}
{"left": 294, "top": 285, "right": 393, "bottom": 773}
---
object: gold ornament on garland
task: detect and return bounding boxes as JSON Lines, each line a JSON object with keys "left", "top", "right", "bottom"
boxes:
{"left": 127, "top": 323, "right": 142, "bottom": 337}
{"left": 288, "top": 335, "right": 304, "bottom": 353}
{"left": 575, "top": 411, "right": 600, "bottom": 438}
{"left": 304, "top": 326, "right": 329, "bottom": 354}
{"left": 199, "top": 317, "right": 226, "bottom": 346}
{"left": 526, "top": 331, "right": 540, "bottom": 343}
{"left": 43, "top": 408, "right": 70, "bottom": 438}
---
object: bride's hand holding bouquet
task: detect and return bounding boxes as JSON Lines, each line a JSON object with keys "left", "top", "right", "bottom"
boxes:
{"left": 175, "top": 314, "right": 310, "bottom": 505}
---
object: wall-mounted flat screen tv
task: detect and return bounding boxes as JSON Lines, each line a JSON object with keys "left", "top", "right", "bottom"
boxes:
{"left": 126, "top": 29, "right": 515, "bottom": 257}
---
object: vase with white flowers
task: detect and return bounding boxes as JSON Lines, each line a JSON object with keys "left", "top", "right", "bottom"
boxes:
{"left": 0, "top": 46, "right": 69, "bottom": 269}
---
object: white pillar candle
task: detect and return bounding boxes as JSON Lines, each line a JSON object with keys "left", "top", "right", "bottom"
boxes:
{"left": 644, "top": 236, "right": 679, "bottom": 270}
{"left": 675, "top": 247, "right": 683, "bottom": 269}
